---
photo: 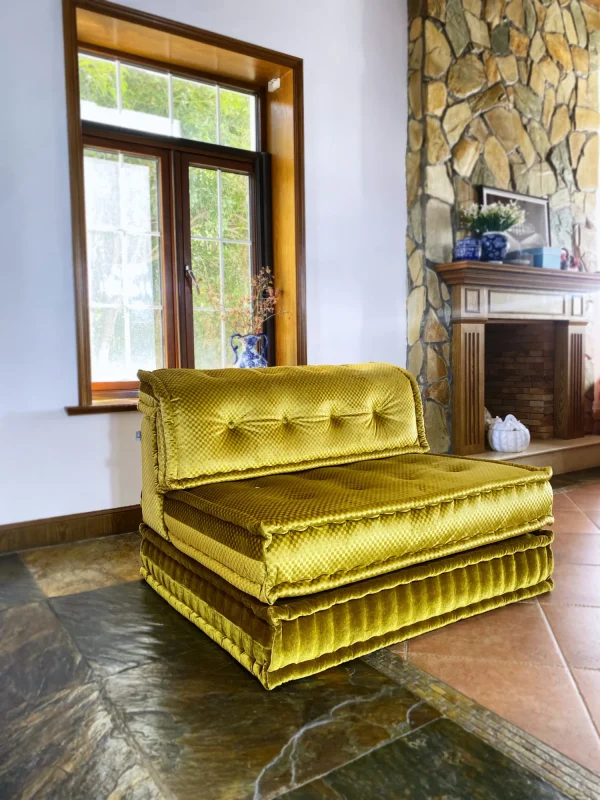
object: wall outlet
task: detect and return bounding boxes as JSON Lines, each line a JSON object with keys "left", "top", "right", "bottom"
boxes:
{"left": 136, "top": 430, "right": 141, "bottom": 441}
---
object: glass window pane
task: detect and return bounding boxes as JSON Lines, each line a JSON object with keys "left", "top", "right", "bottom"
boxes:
{"left": 189, "top": 166, "right": 219, "bottom": 239}
{"left": 123, "top": 234, "right": 161, "bottom": 307}
{"left": 84, "top": 146, "right": 165, "bottom": 382}
{"left": 90, "top": 307, "right": 126, "bottom": 381}
{"left": 172, "top": 77, "right": 217, "bottom": 143}
{"left": 79, "top": 54, "right": 118, "bottom": 124}
{"left": 79, "top": 53, "right": 257, "bottom": 150}
{"left": 83, "top": 150, "right": 120, "bottom": 230}
{"left": 191, "top": 239, "right": 220, "bottom": 307}
{"left": 219, "top": 88, "right": 256, "bottom": 150}
{"left": 221, "top": 172, "right": 250, "bottom": 241}
{"left": 129, "top": 309, "right": 164, "bottom": 373}
{"left": 189, "top": 165, "right": 255, "bottom": 368}
{"left": 193, "top": 310, "right": 222, "bottom": 369}
{"left": 121, "top": 155, "right": 160, "bottom": 232}
{"left": 120, "top": 64, "right": 170, "bottom": 135}
{"left": 223, "top": 243, "right": 251, "bottom": 309}
{"left": 87, "top": 231, "right": 121, "bottom": 305}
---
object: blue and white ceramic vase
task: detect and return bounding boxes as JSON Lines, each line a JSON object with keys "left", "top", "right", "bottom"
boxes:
{"left": 481, "top": 232, "right": 509, "bottom": 263}
{"left": 231, "top": 333, "right": 268, "bottom": 368}
{"left": 454, "top": 236, "right": 482, "bottom": 261}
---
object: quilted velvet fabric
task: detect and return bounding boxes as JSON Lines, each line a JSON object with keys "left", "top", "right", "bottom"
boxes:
{"left": 164, "top": 453, "right": 553, "bottom": 603}
{"left": 140, "top": 415, "right": 168, "bottom": 539}
{"left": 140, "top": 525, "right": 554, "bottom": 690}
{"left": 137, "top": 363, "right": 428, "bottom": 491}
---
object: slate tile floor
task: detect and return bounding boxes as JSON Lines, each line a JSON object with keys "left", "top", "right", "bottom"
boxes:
{"left": 0, "top": 469, "right": 598, "bottom": 799}
{"left": 391, "top": 466, "right": 600, "bottom": 775}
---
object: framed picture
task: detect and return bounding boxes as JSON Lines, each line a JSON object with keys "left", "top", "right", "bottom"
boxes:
{"left": 479, "top": 187, "right": 551, "bottom": 249}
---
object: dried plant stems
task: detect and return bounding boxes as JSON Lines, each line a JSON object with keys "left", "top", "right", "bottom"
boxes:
{"left": 204, "top": 267, "right": 284, "bottom": 335}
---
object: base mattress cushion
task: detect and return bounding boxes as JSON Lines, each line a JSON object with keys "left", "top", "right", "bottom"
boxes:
{"left": 163, "top": 453, "right": 553, "bottom": 603}
{"left": 140, "top": 525, "right": 554, "bottom": 690}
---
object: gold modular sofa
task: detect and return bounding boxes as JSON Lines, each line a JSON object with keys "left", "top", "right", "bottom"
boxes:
{"left": 137, "top": 363, "right": 554, "bottom": 690}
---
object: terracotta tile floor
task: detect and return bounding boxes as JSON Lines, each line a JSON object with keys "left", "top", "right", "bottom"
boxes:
{"left": 390, "top": 466, "right": 600, "bottom": 775}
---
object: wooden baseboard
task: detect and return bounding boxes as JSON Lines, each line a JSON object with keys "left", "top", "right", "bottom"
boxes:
{"left": 0, "top": 505, "right": 142, "bottom": 555}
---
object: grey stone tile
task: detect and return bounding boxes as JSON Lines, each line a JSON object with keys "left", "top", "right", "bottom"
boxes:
{"left": 281, "top": 718, "right": 570, "bottom": 800}
{"left": 50, "top": 579, "right": 213, "bottom": 677}
{"left": 0, "top": 601, "right": 92, "bottom": 713}
{"left": 104, "top": 645, "right": 440, "bottom": 800}
{"left": 0, "top": 683, "right": 162, "bottom": 799}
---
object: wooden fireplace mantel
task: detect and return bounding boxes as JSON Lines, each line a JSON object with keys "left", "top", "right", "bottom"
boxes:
{"left": 436, "top": 261, "right": 600, "bottom": 293}
{"left": 435, "top": 261, "right": 600, "bottom": 325}
{"left": 434, "top": 262, "right": 600, "bottom": 456}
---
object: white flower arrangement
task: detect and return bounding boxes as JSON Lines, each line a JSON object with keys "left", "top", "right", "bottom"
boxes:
{"left": 460, "top": 201, "right": 526, "bottom": 236}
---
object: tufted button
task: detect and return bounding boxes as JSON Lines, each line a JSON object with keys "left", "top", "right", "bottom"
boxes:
{"left": 282, "top": 414, "right": 289, "bottom": 425}
{"left": 227, "top": 420, "right": 236, "bottom": 430}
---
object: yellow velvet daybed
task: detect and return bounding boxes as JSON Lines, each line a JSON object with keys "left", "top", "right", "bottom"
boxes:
{"left": 138, "top": 363, "right": 554, "bottom": 689}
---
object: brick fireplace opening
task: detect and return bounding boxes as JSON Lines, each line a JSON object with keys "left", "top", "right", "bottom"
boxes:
{"left": 485, "top": 323, "right": 555, "bottom": 441}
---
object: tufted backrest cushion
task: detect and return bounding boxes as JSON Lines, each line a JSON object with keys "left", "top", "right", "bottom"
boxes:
{"left": 138, "top": 363, "right": 429, "bottom": 491}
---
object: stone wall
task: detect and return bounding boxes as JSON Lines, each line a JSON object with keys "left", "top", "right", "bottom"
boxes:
{"left": 406, "top": 0, "right": 600, "bottom": 452}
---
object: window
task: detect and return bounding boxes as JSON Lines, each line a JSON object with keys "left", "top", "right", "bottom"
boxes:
{"left": 77, "top": 51, "right": 262, "bottom": 399}
{"left": 79, "top": 53, "right": 257, "bottom": 150}
{"left": 184, "top": 164, "right": 252, "bottom": 368}
{"left": 83, "top": 147, "right": 166, "bottom": 384}
{"left": 63, "top": 0, "right": 306, "bottom": 413}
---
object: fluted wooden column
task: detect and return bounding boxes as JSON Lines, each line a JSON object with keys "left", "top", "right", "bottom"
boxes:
{"left": 554, "top": 322, "right": 586, "bottom": 439}
{"left": 452, "top": 322, "right": 485, "bottom": 455}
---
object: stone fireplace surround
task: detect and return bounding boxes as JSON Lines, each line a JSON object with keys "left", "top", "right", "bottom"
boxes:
{"left": 404, "top": 0, "right": 600, "bottom": 454}
{"left": 435, "top": 261, "right": 600, "bottom": 455}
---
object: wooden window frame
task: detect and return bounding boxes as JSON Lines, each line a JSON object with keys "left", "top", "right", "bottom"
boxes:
{"left": 82, "top": 133, "right": 177, "bottom": 401}
{"left": 176, "top": 151, "right": 259, "bottom": 369}
{"left": 79, "top": 44, "right": 266, "bottom": 152}
{"left": 82, "top": 122, "right": 262, "bottom": 376}
{"left": 63, "top": 0, "right": 306, "bottom": 415}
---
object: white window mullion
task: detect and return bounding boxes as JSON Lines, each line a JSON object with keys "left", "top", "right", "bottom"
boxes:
{"left": 216, "top": 87, "right": 222, "bottom": 146}
{"left": 168, "top": 72, "right": 174, "bottom": 136}
{"left": 190, "top": 235, "right": 252, "bottom": 246}
{"left": 116, "top": 59, "right": 123, "bottom": 118}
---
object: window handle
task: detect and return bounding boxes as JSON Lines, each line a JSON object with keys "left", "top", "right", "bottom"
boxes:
{"left": 185, "top": 265, "right": 200, "bottom": 294}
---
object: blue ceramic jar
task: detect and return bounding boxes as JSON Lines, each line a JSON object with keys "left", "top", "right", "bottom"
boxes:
{"left": 454, "top": 236, "right": 482, "bottom": 261}
{"left": 480, "top": 232, "right": 509, "bottom": 263}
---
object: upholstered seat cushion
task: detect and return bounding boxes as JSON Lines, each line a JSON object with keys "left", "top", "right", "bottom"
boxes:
{"left": 140, "top": 525, "right": 554, "bottom": 690}
{"left": 163, "top": 453, "right": 553, "bottom": 604}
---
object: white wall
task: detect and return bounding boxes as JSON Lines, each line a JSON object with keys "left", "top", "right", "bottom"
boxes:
{"left": 0, "top": 0, "right": 408, "bottom": 524}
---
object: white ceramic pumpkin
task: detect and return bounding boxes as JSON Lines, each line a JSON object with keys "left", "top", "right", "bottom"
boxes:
{"left": 487, "top": 414, "right": 531, "bottom": 453}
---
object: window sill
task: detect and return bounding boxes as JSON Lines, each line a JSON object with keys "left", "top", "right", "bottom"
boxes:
{"left": 65, "top": 401, "right": 139, "bottom": 416}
